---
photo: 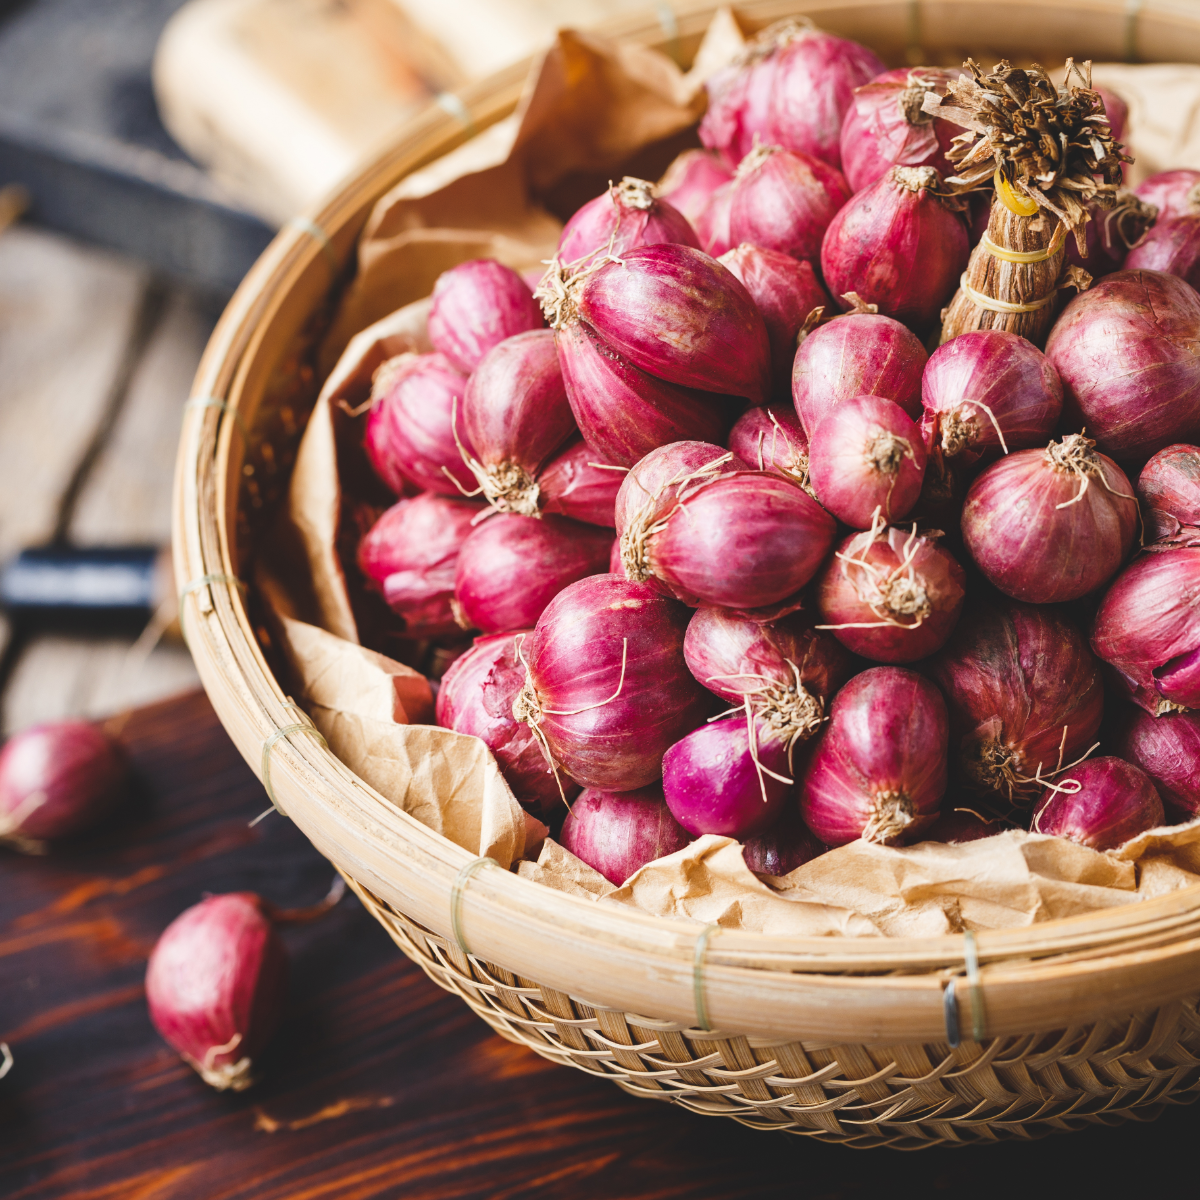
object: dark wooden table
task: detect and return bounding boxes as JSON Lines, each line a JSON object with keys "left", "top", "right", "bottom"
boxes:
{"left": 0, "top": 690, "right": 1193, "bottom": 1199}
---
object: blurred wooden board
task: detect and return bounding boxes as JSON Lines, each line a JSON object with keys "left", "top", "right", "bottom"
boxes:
{"left": 1, "top": 689, "right": 1197, "bottom": 1199}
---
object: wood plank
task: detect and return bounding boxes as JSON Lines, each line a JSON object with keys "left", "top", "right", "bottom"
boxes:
{"left": 0, "top": 225, "right": 146, "bottom": 560}
{"left": 69, "top": 287, "right": 216, "bottom": 546}
{"left": 0, "top": 689, "right": 1196, "bottom": 1198}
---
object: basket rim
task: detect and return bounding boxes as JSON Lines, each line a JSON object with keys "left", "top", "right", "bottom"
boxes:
{"left": 173, "top": 0, "right": 1200, "bottom": 1043}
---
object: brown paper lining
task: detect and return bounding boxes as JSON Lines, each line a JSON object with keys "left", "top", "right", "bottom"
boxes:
{"left": 273, "top": 14, "right": 1200, "bottom": 929}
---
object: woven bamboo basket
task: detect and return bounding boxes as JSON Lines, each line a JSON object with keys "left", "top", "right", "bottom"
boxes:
{"left": 174, "top": 0, "right": 1200, "bottom": 1148}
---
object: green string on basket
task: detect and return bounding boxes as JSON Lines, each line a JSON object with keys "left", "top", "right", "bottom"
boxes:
{"left": 177, "top": 572, "right": 245, "bottom": 648}
{"left": 450, "top": 856, "right": 498, "bottom": 958}
{"left": 184, "top": 394, "right": 249, "bottom": 441}
{"left": 692, "top": 923, "right": 719, "bottom": 1032}
{"left": 254, "top": 701, "right": 327, "bottom": 824}
{"left": 943, "top": 930, "right": 986, "bottom": 1048}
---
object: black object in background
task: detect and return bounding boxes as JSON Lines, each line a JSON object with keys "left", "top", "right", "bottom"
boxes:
{"left": 0, "top": 0, "right": 275, "bottom": 295}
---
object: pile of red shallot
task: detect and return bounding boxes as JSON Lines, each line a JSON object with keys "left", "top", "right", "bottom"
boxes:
{"left": 351, "top": 27, "right": 1200, "bottom": 888}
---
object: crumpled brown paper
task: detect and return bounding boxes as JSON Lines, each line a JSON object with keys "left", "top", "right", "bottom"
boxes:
{"left": 275, "top": 10, "right": 1200, "bottom": 929}
{"left": 520, "top": 820, "right": 1200, "bottom": 937}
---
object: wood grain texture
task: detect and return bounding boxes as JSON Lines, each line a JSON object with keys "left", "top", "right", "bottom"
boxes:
{"left": 0, "top": 689, "right": 1194, "bottom": 1198}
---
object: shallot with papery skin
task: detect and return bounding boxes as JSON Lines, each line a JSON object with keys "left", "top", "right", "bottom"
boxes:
{"left": 961, "top": 434, "right": 1138, "bottom": 604}
{"left": 1033, "top": 757, "right": 1164, "bottom": 851}
{"left": 657, "top": 150, "right": 733, "bottom": 225}
{"left": 436, "top": 631, "right": 576, "bottom": 815}
{"left": 514, "top": 575, "right": 710, "bottom": 791}
{"left": 363, "top": 353, "right": 473, "bottom": 497}
{"left": 1065, "top": 194, "right": 1157, "bottom": 279}
{"left": 809, "top": 394, "right": 926, "bottom": 528}
{"left": 799, "top": 666, "right": 948, "bottom": 846}
{"left": 663, "top": 716, "right": 791, "bottom": 839}
{"left": 718, "top": 244, "right": 829, "bottom": 387}
{"left": 1112, "top": 707, "right": 1200, "bottom": 821}
{"left": 622, "top": 471, "right": 836, "bottom": 610}
{"left": 919, "top": 330, "right": 1062, "bottom": 466}
{"left": 556, "top": 177, "right": 700, "bottom": 264}
{"left": 816, "top": 522, "right": 966, "bottom": 663}
{"left": 700, "top": 20, "right": 885, "bottom": 168}
{"left": 555, "top": 319, "right": 731, "bottom": 468}
{"left": 684, "top": 606, "right": 853, "bottom": 759}
{"left": 924, "top": 808, "right": 1009, "bottom": 844}
{"left": 1138, "top": 444, "right": 1200, "bottom": 544}
{"left": 1124, "top": 215, "right": 1200, "bottom": 288}
{"left": 459, "top": 329, "right": 576, "bottom": 518}
{"left": 925, "top": 600, "right": 1104, "bottom": 807}
{"left": 727, "top": 144, "right": 851, "bottom": 264}
{"left": 792, "top": 307, "right": 927, "bottom": 434}
{"left": 560, "top": 784, "right": 692, "bottom": 884}
{"left": 820, "top": 166, "right": 969, "bottom": 333}
{"left": 427, "top": 259, "right": 544, "bottom": 374}
{"left": 1091, "top": 547, "right": 1200, "bottom": 714}
{"left": 540, "top": 243, "right": 772, "bottom": 403}
{"left": 1134, "top": 169, "right": 1200, "bottom": 221}
{"left": 838, "top": 67, "right": 960, "bottom": 193}
{"left": 727, "top": 404, "right": 813, "bottom": 494}
{"left": 146, "top": 893, "right": 288, "bottom": 1091}
{"left": 358, "top": 493, "right": 483, "bottom": 637}
{"left": 453, "top": 514, "right": 613, "bottom": 635}
{"left": 694, "top": 180, "right": 735, "bottom": 257}
{"left": 742, "top": 810, "right": 827, "bottom": 875}
{"left": 1044, "top": 270, "right": 1200, "bottom": 462}
{"left": 0, "top": 721, "right": 128, "bottom": 848}
{"left": 535, "top": 440, "right": 624, "bottom": 526}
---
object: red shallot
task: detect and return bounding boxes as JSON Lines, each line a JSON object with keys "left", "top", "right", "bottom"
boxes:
{"left": 453, "top": 514, "right": 613, "bottom": 635}
{"left": 541, "top": 243, "right": 772, "bottom": 403}
{"left": 924, "top": 808, "right": 1009, "bottom": 843}
{"left": 920, "top": 329, "right": 1062, "bottom": 466}
{"left": 459, "top": 329, "right": 576, "bottom": 517}
{"left": 560, "top": 784, "right": 692, "bottom": 884}
{"left": 742, "top": 810, "right": 827, "bottom": 874}
{"left": 792, "top": 306, "right": 926, "bottom": 434}
{"left": 808, "top": 394, "right": 927, "bottom": 528}
{"left": 513, "top": 575, "right": 710, "bottom": 791}
{"left": 535, "top": 440, "right": 624, "bottom": 527}
{"left": 1044, "top": 270, "right": 1200, "bottom": 462}
{"left": 820, "top": 166, "right": 969, "bottom": 333}
{"left": 961, "top": 434, "right": 1138, "bottom": 604}
{"left": 358, "top": 493, "right": 483, "bottom": 637}
{"left": 1111, "top": 706, "right": 1200, "bottom": 821}
{"left": 799, "top": 666, "right": 948, "bottom": 846}
{"left": 694, "top": 180, "right": 735, "bottom": 257}
{"left": 555, "top": 318, "right": 731, "bottom": 467}
{"left": 838, "top": 67, "right": 960, "bottom": 193}
{"left": 726, "top": 404, "right": 812, "bottom": 494}
{"left": 1033, "top": 757, "right": 1164, "bottom": 851}
{"left": 727, "top": 144, "right": 851, "bottom": 264}
{"left": 1138, "top": 444, "right": 1200, "bottom": 543}
{"left": 663, "top": 715, "right": 791, "bottom": 839}
{"left": 621, "top": 471, "right": 836, "bottom": 611}
{"left": 1065, "top": 194, "right": 1157, "bottom": 279}
{"left": 1124, "top": 214, "right": 1200, "bottom": 288}
{"left": 145, "top": 893, "right": 288, "bottom": 1091}
{"left": 700, "top": 20, "right": 885, "bottom": 168}
{"left": 436, "top": 632, "right": 577, "bottom": 815}
{"left": 657, "top": 150, "right": 733, "bottom": 225}
{"left": 0, "top": 721, "right": 128, "bottom": 847}
{"left": 427, "top": 259, "right": 543, "bottom": 374}
{"left": 1134, "top": 169, "right": 1200, "bottom": 221}
{"left": 363, "top": 353, "right": 473, "bottom": 497}
{"left": 556, "top": 176, "right": 699, "bottom": 264}
{"left": 925, "top": 600, "right": 1104, "bottom": 808}
{"left": 816, "top": 521, "right": 965, "bottom": 663}
{"left": 718, "top": 244, "right": 829, "bottom": 387}
{"left": 1091, "top": 547, "right": 1200, "bottom": 714}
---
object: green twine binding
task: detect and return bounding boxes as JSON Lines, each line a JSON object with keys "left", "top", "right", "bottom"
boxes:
{"left": 943, "top": 930, "right": 986, "bottom": 1047}
{"left": 257, "top": 701, "right": 327, "bottom": 822}
{"left": 185, "top": 394, "right": 248, "bottom": 440}
{"left": 693, "top": 923, "right": 719, "bottom": 1032}
{"left": 450, "top": 856, "right": 498, "bottom": 957}
{"left": 177, "top": 573, "right": 245, "bottom": 647}
{"left": 286, "top": 216, "right": 339, "bottom": 274}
